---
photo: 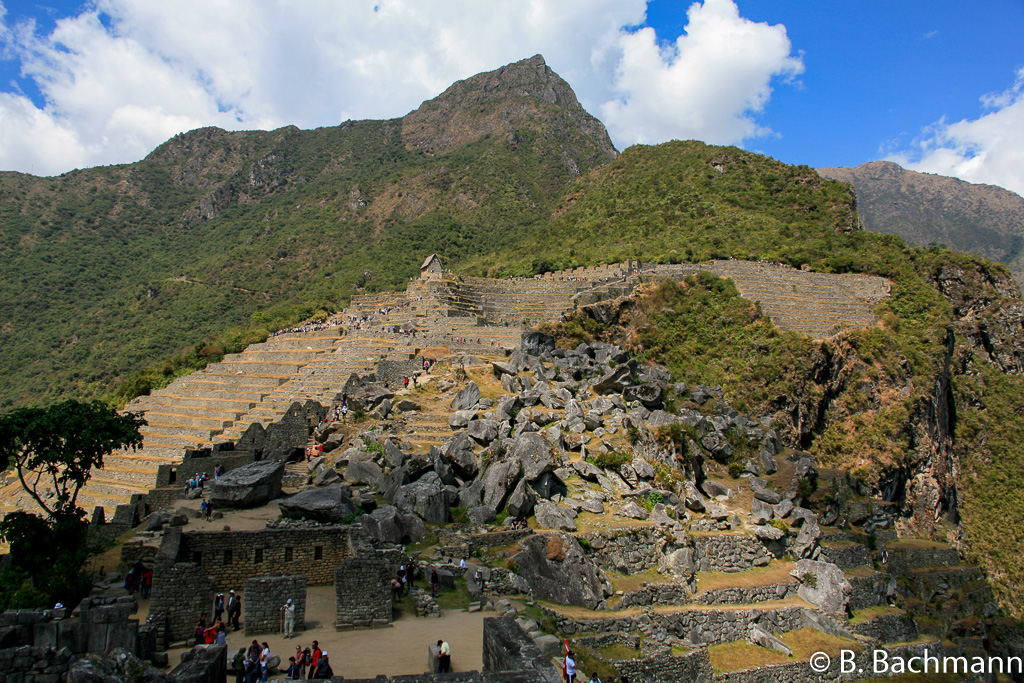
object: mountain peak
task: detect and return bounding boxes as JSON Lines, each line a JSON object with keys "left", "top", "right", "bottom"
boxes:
{"left": 401, "top": 55, "right": 616, "bottom": 165}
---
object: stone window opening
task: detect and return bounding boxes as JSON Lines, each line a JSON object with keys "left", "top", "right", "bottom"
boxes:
{"left": 192, "top": 551, "right": 202, "bottom": 564}
{"left": 255, "top": 548, "right": 264, "bottom": 564}
{"left": 224, "top": 549, "right": 232, "bottom": 565}
{"left": 285, "top": 547, "right": 293, "bottom": 562}
{"left": 314, "top": 546, "right": 323, "bottom": 560}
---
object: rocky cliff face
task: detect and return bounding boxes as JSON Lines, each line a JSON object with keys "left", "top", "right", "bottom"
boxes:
{"left": 402, "top": 54, "right": 617, "bottom": 174}
{"left": 820, "top": 161, "right": 1024, "bottom": 286}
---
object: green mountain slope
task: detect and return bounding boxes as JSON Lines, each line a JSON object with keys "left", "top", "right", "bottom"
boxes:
{"left": 819, "top": 161, "right": 1024, "bottom": 285}
{"left": 0, "top": 55, "right": 616, "bottom": 409}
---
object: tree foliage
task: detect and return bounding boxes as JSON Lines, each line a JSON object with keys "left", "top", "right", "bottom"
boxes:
{"left": 0, "top": 400, "right": 145, "bottom": 518}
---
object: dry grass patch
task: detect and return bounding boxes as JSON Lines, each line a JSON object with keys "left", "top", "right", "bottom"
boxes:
{"left": 849, "top": 605, "right": 903, "bottom": 625}
{"left": 845, "top": 565, "right": 877, "bottom": 578}
{"left": 695, "top": 561, "right": 796, "bottom": 593}
{"left": 889, "top": 538, "right": 948, "bottom": 550}
{"left": 781, "top": 628, "right": 864, "bottom": 660}
{"left": 607, "top": 567, "right": 670, "bottom": 594}
{"left": 596, "top": 642, "right": 644, "bottom": 661}
{"left": 708, "top": 640, "right": 789, "bottom": 673}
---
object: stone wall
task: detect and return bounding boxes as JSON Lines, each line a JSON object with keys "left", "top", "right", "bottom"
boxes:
{"left": 847, "top": 571, "right": 892, "bottom": 612}
{"left": 616, "top": 649, "right": 714, "bottom": 683}
{"left": 149, "top": 561, "right": 216, "bottom": 646}
{"left": 179, "top": 526, "right": 355, "bottom": 588}
{"left": 335, "top": 557, "right": 392, "bottom": 629}
{"left": 481, "top": 617, "right": 561, "bottom": 683}
{"left": 886, "top": 545, "right": 960, "bottom": 575}
{"left": 550, "top": 605, "right": 806, "bottom": 646}
{"left": 146, "top": 486, "right": 182, "bottom": 511}
{"left": 693, "top": 534, "right": 773, "bottom": 572}
{"left": 168, "top": 643, "right": 228, "bottom": 683}
{"left": 156, "top": 451, "right": 257, "bottom": 487}
{"left": 377, "top": 357, "right": 424, "bottom": 388}
{"left": 0, "top": 645, "right": 77, "bottom": 683}
{"left": 585, "top": 527, "right": 670, "bottom": 574}
{"left": 695, "top": 581, "right": 798, "bottom": 605}
{"left": 243, "top": 574, "right": 306, "bottom": 636}
{"left": 820, "top": 541, "right": 871, "bottom": 570}
{"left": 850, "top": 611, "right": 919, "bottom": 643}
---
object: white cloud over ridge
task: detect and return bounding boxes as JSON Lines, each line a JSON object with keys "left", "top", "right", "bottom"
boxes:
{"left": 890, "top": 68, "right": 1024, "bottom": 198}
{"left": 0, "top": 0, "right": 803, "bottom": 176}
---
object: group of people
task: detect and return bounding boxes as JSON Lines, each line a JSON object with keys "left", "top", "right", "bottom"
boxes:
{"left": 199, "top": 500, "right": 214, "bottom": 520}
{"left": 123, "top": 560, "right": 153, "bottom": 599}
{"left": 563, "top": 649, "right": 631, "bottom": 683}
{"left": 282, "top": 640, "right": 333, "bottom": 680}
{"left": 267, "top": 318, "right": 341, "bottom": 339}
{"left": 184, "top": 472, "right": 209, "bottom": 494}
{"left": 194, "top": 615, "right": 228, "bottom": 646}
{"left": 509, "top": 517, "right": 529, "bottom": 530}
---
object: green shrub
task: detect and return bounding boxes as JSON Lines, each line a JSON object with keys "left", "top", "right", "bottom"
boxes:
{"left": 768, "top": 519, "right": 790, "bottom": 534}
{"left": 451, "top": 507, "right": 469, "bottom": 524}
{"left": 644, "top": 491, "right": 664, "bottom": 511}
{"left": 590, "top": 450, "right": 632, "bottom": 470}
{"left": 797, "top": 476, "right": 816, "bottom": 500}
{"left": 728, "top": 461, "right": 744, "bottom": 479}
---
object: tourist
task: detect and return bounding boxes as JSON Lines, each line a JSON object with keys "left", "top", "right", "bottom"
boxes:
{"left": 140, "top": 566, "right": 153, "bottom": 599}
{"left": 312, "top": 652, "right": 333, "bottom": 679}
{"left": 588, "top": 673, "right": 601, "bottom": 683}
{"left": 260, "top": 642, "right": 271, "bottom": 682}
{"left": 282, "top": 598, "right": 295, "bottom": 638}
{"left": 247, "top": 639, "right": 261, "bottom": 663}
{"left": 194, "top": 615, "right": 208, "bottom": 644}
{"left": 215, "top": 623, "right": 227, "bottom": 645}
{"left": 307, "top": 641, "right": 321, "bottom": 680}
{"left": 430, "top": 568, "right": 440, "bottom": 597}
{"left": 436, "top": 639, "right": 451, "bottom": 673}
{"left": 232, "top": 648, "right": 247, "bottom": 683}
{"left": 564, "top": 650, "right": 577, "bottom": 683}
{"left": 459, "top": 557, "right": 466, "bottom": 569}
{"left": 286, "top": 656, "right": 301, "bottom": 680}
{"left": 229, "top": 591, "right": 242, "bottom": 631}
{"left": 201, "top": 500, "right": 207, "bottom": 517}
{"left": 205, "top": 501, "right": 213, "bottom": 521}
{"left": 391, "top": 577, "right": 403, "bottom": 601}
{"left": 214, "top": 594, "right": 224, "bottom": 623}
{"left": 295, "top": 646, "right": 309, "bottom": 679}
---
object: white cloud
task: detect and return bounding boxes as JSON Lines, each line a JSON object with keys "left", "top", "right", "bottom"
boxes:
{"left": 890, "top": 68, "right": 1024, "bottom": 197}
{"left": 601, "top": 0, "right": 803, "bottom": 146}
{"left": 0, "top": 0, "right": 802, "bottom": 176}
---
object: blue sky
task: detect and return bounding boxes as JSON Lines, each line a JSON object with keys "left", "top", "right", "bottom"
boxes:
{"left": 0, "top": 0, "right": 1022, "bottom": 194}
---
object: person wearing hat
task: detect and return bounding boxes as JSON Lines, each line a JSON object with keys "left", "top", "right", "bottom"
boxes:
{"left": 282, "top": 598, "right": 295, "bottom": 638}
{"left": 312, "top": 650, "right": 333, "bottom": 679}
{"left": 228, "top": 590, "right": 242, "bottom": 631}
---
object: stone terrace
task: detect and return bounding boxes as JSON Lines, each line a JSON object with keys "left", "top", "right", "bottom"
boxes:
{"left": 73, "top": 258, "right": 889, "bottom": 515}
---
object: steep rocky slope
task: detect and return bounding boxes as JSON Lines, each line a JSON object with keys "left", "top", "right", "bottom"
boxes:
{"left": 820, "top": 161, "right": 1024, "bottom": 285}
{"left": 0, "top": 55, "right": 616, "bottom": 409}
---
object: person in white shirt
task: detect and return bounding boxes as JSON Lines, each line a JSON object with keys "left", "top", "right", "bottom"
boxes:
{"left": 282, "top": 598, "right": 295, "bottom": 638}
{"left": 564, "top": 651, "right": 577, "bottom": 683}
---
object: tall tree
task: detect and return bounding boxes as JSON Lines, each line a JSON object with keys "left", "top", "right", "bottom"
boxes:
{"left": 0, "top": 400, "right": 145, "bottom": 519}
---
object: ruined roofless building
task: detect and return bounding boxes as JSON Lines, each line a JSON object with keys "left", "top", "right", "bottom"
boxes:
{"left": 421, "top": 253, "right": 443, "bottom": 279}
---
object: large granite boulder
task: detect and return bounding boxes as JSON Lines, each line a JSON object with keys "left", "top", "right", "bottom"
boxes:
{"left": 279, "top": 485, "right": 357, "bottom": 523}
{"left": 440, "top": 432, "right": 479, "bottom": 479}
{"left": 534, "top": 501, "right": 577, "bottom": 531}
{"left": 450, "top": 381, "right": 482, "bottom": 411}
{"left": 467, "top": 418, "right": 499, "bottom": 445}
{"left": 509, "top": 432, "right": 555, "bottom": 481}
{"left": 480, "top": 454, "right": 522, "bottom": 511}
{"left": 507, "top": 478, "right": 536, "bottom": 518}
{"left": 623, "top": 383, "right": 662, "bottom": 408}
{"left": 511, "top": 532, "right": 609, "bottom": 608}
{"left": 209, "top": 460, "right": 284, "bottom": 508}
{"left": 358, "top": 505, "right": 409, "bottom": 544}
{"left": 344, "top": 460, "right": 383, "bottom": 488}
{"left": 791, "top": 559, "right": 852, "bottom": 613}
{"left": 393, "top": 471, "right": 451, "bottom": 524}
{"left": 591, "top": 364, "right": 634, "bottom": 395}
{"left": 521, "top": 331, "right": 556, "bottom": 356}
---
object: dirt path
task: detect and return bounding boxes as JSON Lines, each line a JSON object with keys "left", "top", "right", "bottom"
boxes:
{"left": 159, "top": 585, "right": 486, "bottom": 678}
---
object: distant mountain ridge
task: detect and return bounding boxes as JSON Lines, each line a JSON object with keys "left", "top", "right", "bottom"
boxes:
{"left": 819, "top": 161, "right": 1024, "bottom": 285}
